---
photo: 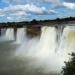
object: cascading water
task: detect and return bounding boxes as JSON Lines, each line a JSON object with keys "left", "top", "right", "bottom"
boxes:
{"left": 16, "top": 28, "right": 26, "bottom": 44}
{"left": 5, "top": 28, "right": 14, "bottom": 40}
{"left": 35, "top": 26, "right": 57, "bottom": 58}
{"left": 0, "top": 29, "right": 6, "bottom": 36}
{"left": 58, "top": 26, "right": 75, "bottom": 61}
{"left": 15, "top": 26, "right": 57, "bottom": 57}
{"left": 0, "top": 29, "right": 6, "bottom": 41}
{"left": 0, "top": 25, "right": 75, "bottom": 75}
{"left": 0, "top": 28, "right": 14, "bottom": 42}
{"left": 15, "top": 26, "right": 63, "bottom": 74}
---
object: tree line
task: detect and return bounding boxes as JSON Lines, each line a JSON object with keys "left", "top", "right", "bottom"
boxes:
{"left": 0, "top": 17, "right": 75, "bottom": 28}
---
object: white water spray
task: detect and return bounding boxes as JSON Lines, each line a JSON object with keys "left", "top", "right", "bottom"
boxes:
{"left": 0, "top": 25, "right": 75, "bottom": 75}
{"left": 16, "top": 28, "right": 26, "bottom": 44}
{"left": 5, "top": 28, "right": 14, "bottom": 40}
{"left": 15, "top": 26, "right": 63, "bottom": 73}
{"left": 0, "top": 28, "right": 14, "bottom": 41}
{"left": 58, "top": 26, "right": 75, "bottom": 61}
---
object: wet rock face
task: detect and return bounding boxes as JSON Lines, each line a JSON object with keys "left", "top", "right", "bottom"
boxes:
{"left": 26, "top": 25, "right": 41, "bottom": 38}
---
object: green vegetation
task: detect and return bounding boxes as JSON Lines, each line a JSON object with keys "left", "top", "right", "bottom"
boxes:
{"left": 62, "top": 53, "right": 75, "bottom": 75}
{"left": 0, "top": 17, "right": 75, "bottom": 28}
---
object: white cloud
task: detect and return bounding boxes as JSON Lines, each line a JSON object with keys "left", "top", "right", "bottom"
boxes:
{"left": 2, "top": 0, "right": 61, "bottom": 6}
{"left": 63, "top": 2, "right": 75, "bottom": 9}
{"left": 41, "top": 0, "right": 75, "bottom": 10}
{"left": 3, "top": 0, "right": 75, "bottom": 10}
{"left": 0, "top": 0, "right": 75, "bottom": 22}
{"left": 0, "top": 4, "right": 56, "bottom": 17}
{"left": 0, "top": 3, "right": 57, "bottom": 22}
{"left": 7, "top": 16, "right": 12, "bottom": 20}
{"left": 0, "top": 9, "right": 5, "bottom": 16}
{"left": 48, "top": 10, "right": 57, "bottom": 13}
{"left": 12, "top": 11, "right": 29, "bottom": 16}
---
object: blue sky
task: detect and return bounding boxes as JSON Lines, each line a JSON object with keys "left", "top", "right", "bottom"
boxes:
{"left": 0, "top": 0, "right": 75, "bottom": 22}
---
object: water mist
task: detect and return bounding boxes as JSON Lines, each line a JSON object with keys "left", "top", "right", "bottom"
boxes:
{"left": 15, "top": 26, "right": 63, "bottom": 74}
{"left": 0, "top": 26, "right": 75, "bottom": 75}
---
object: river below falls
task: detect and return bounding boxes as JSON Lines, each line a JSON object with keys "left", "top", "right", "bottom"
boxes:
{"left": 0, "top": 41, "right": 61, "bottom": 75}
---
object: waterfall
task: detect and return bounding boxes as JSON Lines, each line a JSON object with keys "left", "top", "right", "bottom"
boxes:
{"left": 0, "top": 29, "right": 6, "bottom": 42}
{"left": 16, "top": 28, "right": 26, "bottom": 44}
{"left": 14, "top": 26, "right": 75, "bottom": 73}
{"left": 58, "top": 26, "right": 75, "bottom": 61}
{"left": 0, "top": 28, "right": 14, "bottom": 41}
{"left": 0, "top": 29, "right": 6, "bottom": 37}
{"left": 5, "top": 28, "right": 14, "bottom": 40}
{"left": 15, "top": 26, "right": 63, "bottom": 73}
{"left": 0, "top": 25, "right": 75, "bottom": 75}
{"left": 35, "top": 26, "right": 57, "bottom": 58}
{"left": 1, "top": 29, "right": 6, "bottom": 36}
{"left": 15, "top": 26, "right": 57, "bottom": 56}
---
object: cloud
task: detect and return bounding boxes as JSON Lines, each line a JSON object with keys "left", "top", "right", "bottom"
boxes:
{"left": 7, "top": 16, "right": 12, "bottom": 20}
{"left": 6, "top": 16, "right": 30, "bottom": 22}
{"left": 63, "top": 2, "right": 75, "bottom": 9}
{"left": 48, "top": 10, "right": 58, "bottom": 14}
{"left": 0, "top": 9, "right": 5, "bottom": 16}
{"left": 0, "top": 4, "right": 56, "bottom": 17}
{"left": 1, "top": 0, "right": 75, "bottom": 22}
{"left": 41, "top": 0, "right": 75, "bottom": 10}
{"left": 2, "top": 0, "right": 61, "bottom": 5}
{"left": 3, "top": 0, "right": 74, "bottom": 10}
{"left": 0, "top": 3, "right": 57, "bottom": 22}
{"left": 2, "top": 0, "right": 75, "bottom": 10}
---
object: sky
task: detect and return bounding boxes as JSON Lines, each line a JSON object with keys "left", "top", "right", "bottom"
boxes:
{"left": 0, "top": 0, "right": 75, "bottom": 22}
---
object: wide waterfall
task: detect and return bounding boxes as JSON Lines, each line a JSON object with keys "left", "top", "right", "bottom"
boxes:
{"left": 0, "top": 26, "right": 75, "bottom": 75}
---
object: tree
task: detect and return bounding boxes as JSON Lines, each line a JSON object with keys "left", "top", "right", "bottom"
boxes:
{"left": 62, "top": 53, "right": 75, "bottom": 75}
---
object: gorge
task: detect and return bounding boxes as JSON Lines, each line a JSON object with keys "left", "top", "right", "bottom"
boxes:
{"left": 0, "top": 21, "right": 75, "bottom": 75}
